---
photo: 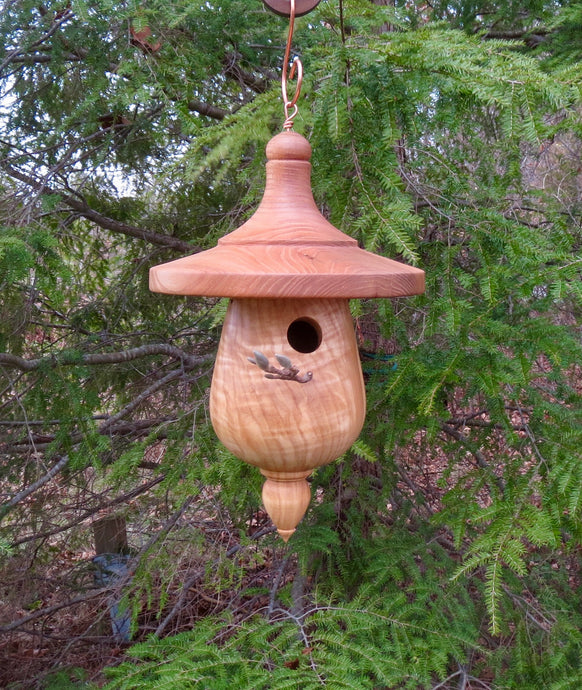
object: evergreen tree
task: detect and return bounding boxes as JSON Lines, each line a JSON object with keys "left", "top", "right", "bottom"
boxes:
{"left": 1, "top": 0, "right": 581, "bottom": 686}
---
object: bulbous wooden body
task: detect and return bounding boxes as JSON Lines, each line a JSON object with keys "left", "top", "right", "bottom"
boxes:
{"left": 209, "top": 298, "right": 366, "bottom": 538}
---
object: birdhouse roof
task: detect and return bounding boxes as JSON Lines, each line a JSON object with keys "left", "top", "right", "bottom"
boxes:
{"left": 149, "top": 131, "right": 425, "bottom": 299}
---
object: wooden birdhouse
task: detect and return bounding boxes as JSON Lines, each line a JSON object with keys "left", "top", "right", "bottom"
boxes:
{"left": 150, "top": 131, "right": 425, "bottom": 540}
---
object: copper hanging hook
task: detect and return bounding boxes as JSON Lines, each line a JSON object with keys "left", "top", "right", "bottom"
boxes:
{"left": 281, "top": 0, "right": 302, "bottom": 130}
{"left": 263, "top": 0, "right": 319, "bottom": 129}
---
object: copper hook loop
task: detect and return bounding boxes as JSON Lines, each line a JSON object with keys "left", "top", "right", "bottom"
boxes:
{"left": 281, "top": 0, "right": 303, "bottom": 129}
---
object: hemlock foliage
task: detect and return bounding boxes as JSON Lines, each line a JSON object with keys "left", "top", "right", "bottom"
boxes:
{"left": 1, "top": 0, "right": 582, "bottom": 687}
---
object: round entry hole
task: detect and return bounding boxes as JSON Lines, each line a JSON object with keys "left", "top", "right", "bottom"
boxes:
{"left": 287, "top": 318, "right": 322, "bottom": 353}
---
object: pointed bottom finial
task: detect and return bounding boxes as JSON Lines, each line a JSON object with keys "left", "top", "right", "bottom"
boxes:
{"left": 261, "top": 476, "right": 311, "bottom": 541}
{"left": 277, "top": 528, "right": 296, "bottom": 543}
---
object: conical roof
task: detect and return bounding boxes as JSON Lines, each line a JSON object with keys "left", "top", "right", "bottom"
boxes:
{"left": 149, "top": 131, "right": 425, "bottom": 299}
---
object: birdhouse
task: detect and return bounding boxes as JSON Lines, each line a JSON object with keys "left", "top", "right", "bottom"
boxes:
{"left": 149, "top": 131, "right": 424, "bottom": 540}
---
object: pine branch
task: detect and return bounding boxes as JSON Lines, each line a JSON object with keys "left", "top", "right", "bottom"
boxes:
{"left": 2, "top": 164, "right": 196, "bottom": 253}
{"left": 185, "top": 99, "right": 229, "bottom": 120}
{"left": 7, "top": 52, "right": 83, "bottom": 65}
{"left": 0, "top": 418, "right": 179, "bottom": 455}
{"left": 0, "top": 417, "right": 107, "bottom": 426}
{"left": 0, "top": 417, "right": 178, "bottom": 455}
{"left": 482, "top": 29, "right": 549, "bottom": 47}
{"left": 0, "top": 8, "right": 74, "bottom": 75}
{"left": 67, "top": 197, "right": 195, "bottom": 253}
{"left": 6, "top": 45, "right": 232, "bottom": 120}
{"left": 0, "top": 344, "right": 210, "bottom": 373}
{"left": 440, "top": 422, "right": 506, "bottom": 494}
{"left": 223, "top": 52, "right": 274, "bottom": 93}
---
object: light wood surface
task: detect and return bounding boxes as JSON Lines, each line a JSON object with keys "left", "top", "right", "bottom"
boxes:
{"left": 149, "top": 131, "right": 425, "bottom": 298}
{"left": 210, "top": 298, "right": 366, "bottom": 537}
{"left": 149, "top": 244, "right": 424, "bottom": 298}
{"left": 261, "top": 477, "right": 312, "bottom": 542}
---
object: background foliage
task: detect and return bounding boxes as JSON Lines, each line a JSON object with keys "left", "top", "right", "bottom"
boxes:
{"left": 1, "top": 0, "right": 581, "bottom": 687}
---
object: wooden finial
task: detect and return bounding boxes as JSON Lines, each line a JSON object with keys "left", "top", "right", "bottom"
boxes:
{"left": 265, "top": 130, "right": 311, "bottom": 160}
{"left": 262, "top": 476, "right": 312, "bottom": 541}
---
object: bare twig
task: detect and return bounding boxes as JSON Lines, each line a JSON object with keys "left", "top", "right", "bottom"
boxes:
{"left": 269, "top": 606, "right": 325, "bottom": 684}
{"left": 11, "top": 475, "right": 165, "bottom": 547}
{"left": 430, "top": 670, "right": 463, "bottom": 690}
{"left": 268, "top": 554, "right": 291, "bottom": 615}
{"left": 0, "top": 590, "right": 103, "bottom": 634}
{"left": 132, "top": 496, "right": 195, "bottom": 564}
{"left": 445, "top": 417, "right": 527, "bottom": 432}
{"left": 98, "top": 370, "right": 188, "bottom": 433}
{"left": 248, "top": 352, "right": 312, "bottom": 384}
{"left": 154, "top": 525, "right": 276, "bottom": 637}
{"left": 1, "top": 455, "right": 69, "bottom": 516}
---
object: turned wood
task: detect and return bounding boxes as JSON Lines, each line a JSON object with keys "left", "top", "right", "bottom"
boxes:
{"left": 149, "top": 131, "right": 425, "bottom": 299}
{"left": 210, "top": 298, "right": 365, "bottom": 537}
{"left": 262, "top": 477, "right": 312, "bottom": 542}
{"left": 150, "top": 129, "right": 426, "bottom": 539}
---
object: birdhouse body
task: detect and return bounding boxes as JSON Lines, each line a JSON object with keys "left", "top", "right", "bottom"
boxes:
{"left": 149, "top": 131, "right": 425, "bottom": 540}
{"left": 209, "top": 297, "right": 366, "bottom": 475}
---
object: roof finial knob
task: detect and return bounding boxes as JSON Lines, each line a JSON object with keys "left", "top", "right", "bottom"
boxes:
{"left": 266, "top": 130, "right": 311, "bottom": 161}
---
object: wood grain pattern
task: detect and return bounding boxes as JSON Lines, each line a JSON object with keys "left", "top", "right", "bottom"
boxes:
{"left": 149, "top": 131, "right": 425, "bottom": 299}
{"left": 210, "top": 298, "right": 366, "bottom": 536}
{"left": 149, "top": 244, "right": 424, "bottom": 298}
{"left": 261, "top": 478, "right": 312, "bottom": 542}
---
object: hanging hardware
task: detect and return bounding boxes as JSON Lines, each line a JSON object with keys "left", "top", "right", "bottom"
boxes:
{"left": 281, "top": 0, "right": 302, "bottom": 129}
{"left": 264, "top": 0, "right": 319, "bottom": 130}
